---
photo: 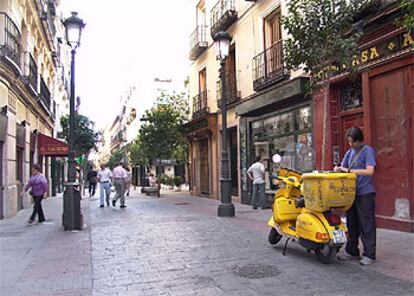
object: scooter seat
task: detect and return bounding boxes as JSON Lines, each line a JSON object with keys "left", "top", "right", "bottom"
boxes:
{"left": 295, "top": 197, "right": 305, "bottom": 208}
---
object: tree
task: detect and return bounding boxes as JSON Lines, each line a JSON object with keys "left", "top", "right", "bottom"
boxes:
{"left": 400, "top": 0, "right": 414, "bottom": 33}
{"left": 128, "top": 137, "right": 147, "bottom": 166}
{"left": 138, "top": 92, "right": 189, "bottom": 165}
{"left": 60, "top": 114, "right": 99, "bottom": 157}
{"left": 107, "top": 149, "right": 124, "bottom": 170}
{"left": 283, "top": 0, "right": 374, "bottom": 169}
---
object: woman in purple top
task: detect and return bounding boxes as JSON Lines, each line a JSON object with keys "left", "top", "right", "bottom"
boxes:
{"left": 22, "top": 164, "right": 48, "bottom": 224}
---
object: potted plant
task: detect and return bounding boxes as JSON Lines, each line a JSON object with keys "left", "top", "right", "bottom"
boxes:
{"left": 173, "top": 176, "right": 184, "bottom": 192}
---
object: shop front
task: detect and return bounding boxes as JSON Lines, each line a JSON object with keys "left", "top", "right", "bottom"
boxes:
{"left": 182, "top": 114, "right": 219, "bottom": 199}
{"left": 313, "top": 23, "right": 414, "bottom": 231}
{"left": 37, "top": 133, "right": 69, "bottom": 196}
{"left": 237, "top": 77, "right": 311, "bottom": 205}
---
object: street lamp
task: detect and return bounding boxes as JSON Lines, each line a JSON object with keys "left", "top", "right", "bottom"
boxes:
{"left": 62, "top": 12, "right": 85, "bottom": 231}
{"left": 213, "top": 31, "right": 234, "bottom": 217}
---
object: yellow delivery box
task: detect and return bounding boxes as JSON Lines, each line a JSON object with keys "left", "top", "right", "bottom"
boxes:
{"left": 302, "top": 173, "right": 356, "bottom": 212}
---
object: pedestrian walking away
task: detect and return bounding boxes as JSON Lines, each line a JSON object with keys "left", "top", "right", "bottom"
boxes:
{"left": 246, "top": 155, "right": 266, "bottom": 210}
{"left": 335, "top": 127, "right": 377, "bottom": 266}
{"left": 112, "top": 161, "right": 128, "bottom": 208}
{"left": 22, "top": 164, "right": 48, "bottom": 224}
{"left": 87, "top": 165, "right": 98, "bottom": 197}
{"left": 124, "top": 165, "right": 132, "bottom": 196}
{"left": 97, "top": 163, "right": 112, "bottom": 208}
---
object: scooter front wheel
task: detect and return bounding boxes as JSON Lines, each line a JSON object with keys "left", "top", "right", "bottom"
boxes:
{"left": 268, "top": 228, "right": 282, "bottom": 245}
{"left": 315, "top": 245, "right": 338, "bottom": 264}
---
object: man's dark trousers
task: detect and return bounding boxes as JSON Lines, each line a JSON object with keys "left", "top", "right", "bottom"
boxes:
{"left": 345, "top": 192, "right": 376, "bottom": 260}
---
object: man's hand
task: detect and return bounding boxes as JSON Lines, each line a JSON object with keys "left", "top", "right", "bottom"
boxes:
{"left": 334, "top": 166, "right": 347, "bottom": 173}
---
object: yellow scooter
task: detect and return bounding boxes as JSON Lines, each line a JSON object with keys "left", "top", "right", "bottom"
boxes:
{"left": 267, "top": 154, "right": 356, "bottom": 264}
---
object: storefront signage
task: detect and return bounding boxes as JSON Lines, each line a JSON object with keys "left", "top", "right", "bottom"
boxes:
{"left": 38, "top": 133, "right": 69, "bottom": 156}
{"left": 352, "top": 32, "right": 413, "bottom": 66}
{"left": 182, "top": 119, "right": 208, "bottom": 133}
{"left": 318, "top": 32, "right": 414, "bottom": 77}
{"left": 236, "top": 77, "right": 307, "bottom": 116}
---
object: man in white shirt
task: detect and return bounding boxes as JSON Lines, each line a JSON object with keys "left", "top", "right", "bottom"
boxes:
{"left": 97, "top": 163, "right": 112, "bottom": 208}
{"left": 112, "top": 161, "right": 128, "bottom": 208}
{"left": 246, "top": 156, "right": 266, "bottom": 210}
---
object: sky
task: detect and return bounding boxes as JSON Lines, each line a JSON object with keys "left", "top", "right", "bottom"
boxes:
{"left": 60, "top": 0, "right": 194, "bottom": 130}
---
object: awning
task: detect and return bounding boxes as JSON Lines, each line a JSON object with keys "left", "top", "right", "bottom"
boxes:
{"left": 38, "top": 133, "right": 69, "bottom": 156}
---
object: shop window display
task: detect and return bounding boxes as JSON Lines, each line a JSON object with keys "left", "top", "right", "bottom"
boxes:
{"left": 251, "top": 106, "right": 315, "bottom": 190}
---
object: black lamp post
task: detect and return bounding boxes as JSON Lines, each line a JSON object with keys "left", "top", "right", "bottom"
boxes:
{"left": 213, "top": 31, "right": 235, "bottom": 217}
{"left": 62, "top": 12, "right": 85, "bottom": 231}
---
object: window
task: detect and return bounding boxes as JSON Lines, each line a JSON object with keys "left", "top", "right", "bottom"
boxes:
{"left": 339, "top": 79, "right": 363, "bottom": 111}
{"left": 251, "top": 106, "right": 314, "bottom": 181}
{"left": 199, "top": 68, "right": 207, "bottom": 93}
{"left": 16, "top": 148, "right": 24, "bottom": 182}
{"left": 264, "top": 8, "right": 282, "bottom": 49}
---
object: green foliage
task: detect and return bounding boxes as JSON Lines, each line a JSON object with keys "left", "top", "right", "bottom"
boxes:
{"left": 282, "top": 0, "right": 373, "bottom": 170}
{"left": 60, "top": 114, "right": 99, "bottom": 157}
{"left": 173, "top": 176, "right": 184, "bottom": 187}
{"left": 400, "top": 0, "right": 414, "bottom": 33}
{"left": 283, "top": 0, "right": 374, "bottom": 85}
{"left": 107, "top": 150, "right": 124, "bottom": 170}
{"left": 158, "top": 174, "right": 174, "bottom": 186}
{"left": 128, "top": 137, "right": 147, "bottom": 166}
{"left": 138, "top": 92, "right": 189, "bottom": 165}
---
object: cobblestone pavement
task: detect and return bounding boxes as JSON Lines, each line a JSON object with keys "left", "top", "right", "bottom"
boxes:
{"left": 0, "top": 195, "right": 92, "bottom": 296}
{"left": 90, "top": 191, "right": 414, "bottom": 296}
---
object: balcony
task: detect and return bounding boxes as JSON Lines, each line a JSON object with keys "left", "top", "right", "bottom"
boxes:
{"left": 252, "top": 40, "right": 288, "bottom": 91}
{"left": 189, "top": 26, "right": 208, "bottom": 60}
{"left": 39, "top": 77, "right": 52, "bottom": 113}
{"left": 192, "top": 90, "right": 209, "bottom": 119}
{"left": 210, "top": 0, "right": 238, "bottom": 37}
{"left": 0, "top": 12, "right": 21, "bottom": 70}
{"left": 36, "top": 0, "right": 56, "bottom": 50}
{"left": 216, "top": 72, "right": 240, "bottom": 108}
{"left": 22, "top": 51, "right": 38, "bottom": 94}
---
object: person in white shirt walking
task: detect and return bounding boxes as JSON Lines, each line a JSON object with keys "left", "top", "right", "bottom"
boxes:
{"left": 97, "top": 163, "right": 113, "bottom": 208}
{"left": 246, "top": 156, "right": 266, "bottom": 210}
{"left": 112, "top": 161, "right": 128, "bottom": 208}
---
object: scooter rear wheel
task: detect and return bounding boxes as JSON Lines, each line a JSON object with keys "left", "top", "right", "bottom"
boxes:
{"left": 268, "top": 228, "right": 282, "bottom": 245}
{"left": 315, "top": 245, "right": 338, "bottom": 264}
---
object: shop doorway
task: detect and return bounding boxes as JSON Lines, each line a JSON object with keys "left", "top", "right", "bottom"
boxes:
{"left": 199, "top": 139, "right": 210, "bottom": 194}
{"left": 229, "top": 127, "right": 238, "bottom": 196}
{"left": 339, "top": 112, "right": 364, "bottom": 155}
{"left": 370, "top": 66, "right": 413, "bottom": 217}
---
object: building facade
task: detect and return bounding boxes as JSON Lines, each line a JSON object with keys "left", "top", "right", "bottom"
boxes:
{"left": 184, "top": 0, "right": 310, "bottom": 202}
{"left": 312, "top": 2, "right": 414, "bottom": 231}
{"left": 0, "top": 0, "right": 70, "bottom": 219}
{"left": 185, "top": 0, "right": 413, "bottom": 232}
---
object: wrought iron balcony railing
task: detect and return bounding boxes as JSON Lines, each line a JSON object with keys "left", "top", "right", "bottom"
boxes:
{"left": 210, "top": 0, "right": 238, "bottom": 37}
{"left": 189, "top": 25, "right": 208, "bottom": 60}
{"left": 216, "top": 72, "right": 240, "bottom": 108}
{"left": 252, "top": 40, "right": 287, "bottom": 91}
{"left": 0, "top": 12, "right": 21, "bottom": 69}
{"left": 192, "top": 90, "right": 209, "bottom": 119}
{"left": 36, "top": 0, "right": 56, "bottom": 50}
{"left": 39, "top": 77, "right": 51, "bottom": 112}
{"left": 22, "top": 51, "right": 38, "bottom": 93}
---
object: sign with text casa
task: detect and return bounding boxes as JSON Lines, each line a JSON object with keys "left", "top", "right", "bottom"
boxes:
{"left": 38, "top": 133, "right": 69, "bottom": 157}
{"left": 351, "top": 31, "right": 413, "bottom": 66}
{"left": 318, "top": 31, "right": 414, "bottom": 77}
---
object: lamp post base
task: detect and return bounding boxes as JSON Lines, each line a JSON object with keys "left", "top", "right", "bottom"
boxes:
{"left": 62, "top": 183, "right": 83, "bottom": 231}
{"left": 218, "top": 177, "right": 235, "bottom": 217}
{"left": 218, "top": 203, "right": 235, "bottom": 217}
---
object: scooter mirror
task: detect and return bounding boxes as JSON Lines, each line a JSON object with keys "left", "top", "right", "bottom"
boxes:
{"left": 272, "top": 154, "right": 282, "bottom": 164}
